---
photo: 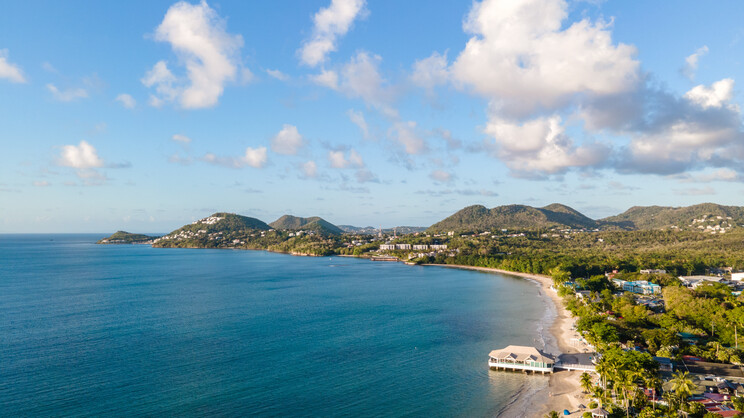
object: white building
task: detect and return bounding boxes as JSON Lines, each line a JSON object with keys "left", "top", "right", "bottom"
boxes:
{"left": 413, "top": 244, "right": 429, "bottom": 250}
{"left": 380, "top": 244, "right": 396, "bottom": 251}
{"left": 396, "top": 243, "right": 411, "bottom": 250}
{"left": 430, "top": 244, "right": 448, "bottom": 250}
{"left": 732, "top": 272, "right": 744, "bottom": 281}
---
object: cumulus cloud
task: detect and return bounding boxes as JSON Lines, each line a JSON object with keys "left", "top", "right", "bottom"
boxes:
{"left": 484, "top": 115, "right": 609, "bottom": 176}
{"left": 266, "top": 69, "right": 289, "bottom": 81}
{"left": 46, "top": 83, "right": 88, "bottom": 102}
{"left": 299, "top": 0, "right": 366, "bottom": 67}
{"left": 619, "top": 78, "right": 744, "bottom": 174}
{"left": 676, "top": 168, "right": 741, "bottom": 183}
{"left": 271, "top": 124, "right": 305, "bottom": 155}
{"left": 172, "top": 134, "right": 192, "bottom": 143}
{"left": 452, "top": 0, "right": 639, "bottom": 117}
{"left": 202, "top": 146, "right": 267, "bottom": 168}
{"left": 144, "top": 1, "right": 244, "bottom": 109}
{"left": 410, "top": 51, "right": 449, "bottom": 90}
{"left": 389, "top": 121, "right": 427, "bottom": 155}
{"left": 310, "top": 69, "right": 339, "bottom": 90}
{"left": 0, "top": 49, "right": 26, "bottom": 83}
{"left": 301, "top": 160, "right": 318, "bottom": 178}
{"left": 682, "top": 45, "right": 708, "bottom": 80}
{"left": 429, "top": 170, "right": 454, "bottom": 183}
{"left": 347, "top": 109, "right": 369, "bottom": 138}
{"left": 328, "top": 148, "right": 364, "bottom": 168}
{"left": 243, "top": 146, "right": 268, "bottom": 168}
{"left": 684, "top": 78, "right": 735, "bottom": 110}
{"left": 339, "top": 52, "right": 396, "bottom": 116}
{"left": 115, "top": 93, "right": 136, "bottom": 109}
{"left": 58, "top": 141, "right": 104, "bottom": 169}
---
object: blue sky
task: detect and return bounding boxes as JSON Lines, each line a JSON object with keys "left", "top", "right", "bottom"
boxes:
{"left": 2, "top": 0, "right": 744, "bottom": 233}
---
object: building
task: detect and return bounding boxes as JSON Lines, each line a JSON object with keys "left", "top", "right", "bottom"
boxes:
{"left": 396, "top": 243, "right": 411, "bottom": 250}
{"left": 412, "top": 244, "right": 429, "bottom": 250}
{"left": 641, "top": 269, "right": 667, "bottom": 275}
{"left": 379, "top": 244, "right": 395, "bottom": 251}
{"left": 430, "top": 244, "right": 448, "bottom": 250}
{"left": 732, "top": 272, "right": 744, "bottom": 282}
{"left": 653, "top": 356, "right": 674, "bottom": 372}
{"left": 623, "top": 281, "right": 662, "bottom": 295}
{"left": 488, "top": 345, "right": 555, "bottom": 374}
{"left": 679, "top": 275, "right": 727, "bottom": 288}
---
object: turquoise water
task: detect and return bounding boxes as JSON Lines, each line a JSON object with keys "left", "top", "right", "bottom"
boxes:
{"left": 0, "top": 234, "right": 549, "bottom": 417}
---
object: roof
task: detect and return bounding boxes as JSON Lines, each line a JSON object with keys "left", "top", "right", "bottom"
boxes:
{"left": 488, "top": 345, "right": 554, "bottom": 363}
{"left": 589, "top": 407, "right": 610, "bottom": 417}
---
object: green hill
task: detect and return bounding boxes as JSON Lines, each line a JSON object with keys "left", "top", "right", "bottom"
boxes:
{"left": 269, "top": 215, "right": 343, "bottom": 235}
{"left": 601, "top": 203, "right": 744, "bottom": 231}
{"left": 153, "top": 213, "right": 271, "bottom": 247}
{"left": 97, "top": 231, "right": 157, "bottom": 244}
{"left": 428, "top": 203, "right": 599, "bottom": 232}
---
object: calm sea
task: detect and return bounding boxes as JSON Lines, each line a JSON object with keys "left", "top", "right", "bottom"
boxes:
{"left": 0, "top": 234, "right": 551, "bottom": 417}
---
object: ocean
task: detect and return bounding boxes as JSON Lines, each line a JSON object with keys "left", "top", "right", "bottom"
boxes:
{"left": 0, "top": 234, "right": 552, "bottom": 417}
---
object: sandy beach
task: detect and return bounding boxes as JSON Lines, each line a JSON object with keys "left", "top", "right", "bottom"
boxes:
{"left": 428, "top": 265, "right": 591, "bottom": 417}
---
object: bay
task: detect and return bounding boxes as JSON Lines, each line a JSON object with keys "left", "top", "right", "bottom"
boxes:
{"left": 0, "top": 234, "right": 550, "bottom": 417}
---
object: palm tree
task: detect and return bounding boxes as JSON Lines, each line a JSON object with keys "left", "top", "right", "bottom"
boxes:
{"left": 580, "top": 372, "right": 593, "bottom": 393}
{"left": 670, "top": 371, "right": 695, "bottom": 403}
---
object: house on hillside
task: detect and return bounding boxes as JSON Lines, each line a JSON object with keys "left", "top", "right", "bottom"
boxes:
{"left": 641, "top": 269, "right": 667, "bottom": 274}
{"left": 679, "top": 275, "right": 727, "bottom": 288}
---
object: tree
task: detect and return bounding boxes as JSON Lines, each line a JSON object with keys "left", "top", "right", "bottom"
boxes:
{"left": 580, "top": 372, "right": 593, "bottom": 394}
{"left": 670, "top": 371, "right": 695, "bottom": 402}
{"left": 545, "top": 411, "right": 560, "bottom": 418}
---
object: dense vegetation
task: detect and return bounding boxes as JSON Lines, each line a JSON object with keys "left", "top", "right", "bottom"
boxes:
{"left": 269, "top": 215, "right": 343, "bottom": 235}
{"left": 429, "top": 202, "right": 744, "bottom": 234}
{"left": 97, "top": 231, "right": 156, "bottom": 244}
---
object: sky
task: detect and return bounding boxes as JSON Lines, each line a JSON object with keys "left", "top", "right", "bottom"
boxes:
{"left": 2, "top": 0, "right": 744, "bottom": 233}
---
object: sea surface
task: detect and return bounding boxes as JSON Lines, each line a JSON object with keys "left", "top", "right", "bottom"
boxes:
{"left": 0, "top": 234, "right": 552, "bottom": 417}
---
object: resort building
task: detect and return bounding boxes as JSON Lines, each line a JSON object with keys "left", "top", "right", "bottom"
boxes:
{"left": 379, "top": 244, "right": 395, "bottom": 251}
{"left": 622, "top": 280, "right": 662, "bottom": 295}
{"left": 488, "top": 345, "right": 555, "bottom": 374}
{"left": 396, "top": 243, "right": 412, "bottom": 250}
{"left": 732, "top": 272, "right": 744, "bottom": 282}
{"left": 640, "top": 269, "right": 666, "bottom": 275}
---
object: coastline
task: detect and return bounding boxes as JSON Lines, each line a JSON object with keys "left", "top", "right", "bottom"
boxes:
{"left": 425, "top": 264, "right": 589, "bottom": 417}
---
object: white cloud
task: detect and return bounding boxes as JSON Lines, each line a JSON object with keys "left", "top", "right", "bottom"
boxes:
{"left": 451, "top": 0, "right": 639, "bottom": 117}
{"left": 349, "top": 149, "right": 363, "bottom": 167}
{"left": 328, "top": 150, "right": 348, "bottom": 168}
{"left": 429, "top": 170, "right": 453, "bottom": 183}
{"left": 340, "top": 52, "right": 396, "bottom": 116}
{"left": 346, "top": 109, "right": 369, "bottom": 138}
{"left": 683, "top": 45, "right": 708, "bottom": 80}
{"left": 0, "top": 49, "right": 26, "bottom": 83}
{"left": 484, "top": 115, "right": 609, "bottom": 176}
{"left": 201, "top": 146, "right": 267, "bottom": 169}
{"left": 144, "top": 1, "right": 244, "bottom": 109}
{"left": 301, "top": 160, "right": 318, "bottom": 178}
{"left": 677, "top": 168, "right": 741, "bottom": 183}
{"left": 172, "top": 134, "right": 192, "bottom": 143}
{"left": 328, "top": 148, "right": 364, "bottom": 168}
{"left": 411, "top": 51, "right": 449, "bottom": 90}
{"left": 115, "top": 93, "right": 136, "bottom": 109}
{"left": 266, "top": 69, "right": 289, "bottom": 81}
{"left": 33, "top": 181, "right": 50, "bottom": 187}
{"left": 299, "top": 0, "right": 366, "bottom": 67}
{"left": 271, "top": 124, "right": 305, "bottom": 155}
{"left": 46, "top": 83, "right": 88, "bottom": 102}
{"left": 684, "top": 78, "right": 735, "bottom": 110}
{"left": 620, "top": 78, "right": 744, "bottom": 174}
{"left": 390, "top": 121, "right": 426, "bottom": 155}
{"left": 310, "top": 69, "right": 339, "bottom": 90}
{"left": 242, "top": 146, "right": 267, "bottom": 168}
{"left": 58, "top": 141, "right": 104, "bottom": 169}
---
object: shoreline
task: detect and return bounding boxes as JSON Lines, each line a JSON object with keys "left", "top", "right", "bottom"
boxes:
{"left": 424, "top": 264, "right": 589, "bottom": 417}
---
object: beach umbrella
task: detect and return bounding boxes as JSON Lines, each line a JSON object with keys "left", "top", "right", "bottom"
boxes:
{"left": 563, "top": 409, "right": 570, "bottom": 415}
